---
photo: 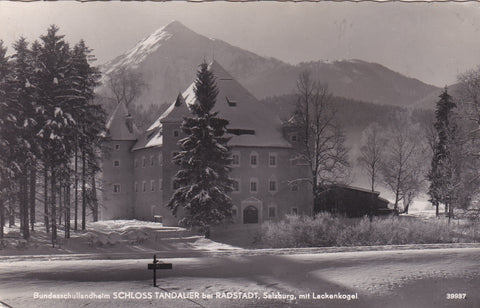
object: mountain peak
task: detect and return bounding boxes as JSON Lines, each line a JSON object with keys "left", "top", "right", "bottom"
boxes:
{"left": 162, "top": 20, "right": 190, "bottom": 33}
{"left": 103, "top": 20, "right": 198, "bottom": 75}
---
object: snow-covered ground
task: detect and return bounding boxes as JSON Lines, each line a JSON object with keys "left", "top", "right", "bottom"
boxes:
{"left": 0, "top": 247, "right": 479, "bottom": 308}
{"left": 1, "top": 218, "right": 479, "bottom": 307}
{"left": 0, "top": 220, "right": 240, "bottom": 257}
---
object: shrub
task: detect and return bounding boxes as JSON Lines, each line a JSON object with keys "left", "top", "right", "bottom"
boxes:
{"left": 259, "top": 213, "right": 466, "bottom": 248}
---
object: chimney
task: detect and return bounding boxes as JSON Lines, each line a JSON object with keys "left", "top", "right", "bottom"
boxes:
{"left": 125, "top": 115, "right": 134, "bottom": 134}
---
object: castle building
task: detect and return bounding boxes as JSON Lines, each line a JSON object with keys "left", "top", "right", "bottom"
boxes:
{"left": 101, "top": 61, "right": 312, "bottom": 226}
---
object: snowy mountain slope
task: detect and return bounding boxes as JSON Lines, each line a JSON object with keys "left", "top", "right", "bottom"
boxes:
{"left": 97, "top": 21, "right": 440, "bottom": 110}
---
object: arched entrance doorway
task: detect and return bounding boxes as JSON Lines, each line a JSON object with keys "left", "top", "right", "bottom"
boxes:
{"left": 243, "top": 206, "right": 258, "bottom": 224}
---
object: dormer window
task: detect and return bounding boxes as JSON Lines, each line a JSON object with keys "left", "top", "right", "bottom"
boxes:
{"left": 227, "top": 129, "right": 255, "bottom": 136}
{"left": 290, "top": 134, "right": 298, "bottom": 142}
{"left": 226, "top": 97, "right": 237, "bottom": 107}
{"left": 173, "top": 130, "right": 180, "bottom": 137}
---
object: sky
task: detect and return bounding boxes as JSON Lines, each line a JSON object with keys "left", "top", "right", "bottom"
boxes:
{"left": 1, "top": 1, "right": 480, "bottom": 87}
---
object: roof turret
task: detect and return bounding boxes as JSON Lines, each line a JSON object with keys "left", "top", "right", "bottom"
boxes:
{"left": 105, "top": 101, "right": 139, "bottom": 141}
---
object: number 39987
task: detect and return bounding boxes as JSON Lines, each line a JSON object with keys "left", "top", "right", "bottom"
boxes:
{"left": 446, "top": 293, "right": 466, "bottom": 300}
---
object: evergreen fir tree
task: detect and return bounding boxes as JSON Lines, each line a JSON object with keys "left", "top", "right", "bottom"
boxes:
{"left": 168, "top": 62, "right": 233, "bottom": 238}
{"left": 3, "top": 37, "right": 40, "bottom": 239}
{"left": 0, "top": 40, "right": 11, "bottom": 239}
{"left": 428, "top": 88, "right": 457, "bottom": 216}
{"left": 70, "top": 40, "right": 104, "bottom": 229}
{"left": 36, "top": 25, "right": 75, "bottom": 245}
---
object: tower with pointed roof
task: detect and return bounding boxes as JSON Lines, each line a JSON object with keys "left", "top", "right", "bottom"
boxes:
{"left": 100, "top": 61, "right": 312, "bottom": 225}
{"left": 101, "top": 101, "right": 139, "bottom": 220}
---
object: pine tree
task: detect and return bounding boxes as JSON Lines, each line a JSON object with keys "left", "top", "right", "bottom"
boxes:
{"left": 70, "top": 40, "right": 104, "bottom": 229}
{"left": 168, "top": 62, "right": 233, "bottom": 238}
{"left": 36, "top": 25, "right": 75, "bottom": 245}
{"left": 0, "top": 40, "right": 11, "bottom": 239}
{"left": 428, "top": 88, "right": 457, "bottom": 217}
{"left": 4, "top": 37, "right": 40, "bottom": 239}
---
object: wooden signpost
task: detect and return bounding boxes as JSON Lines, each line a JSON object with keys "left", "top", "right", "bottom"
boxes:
{"left": 148, "top": 254, "right": 172, "bottom": 287}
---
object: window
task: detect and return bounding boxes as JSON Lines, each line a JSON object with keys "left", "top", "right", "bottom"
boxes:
{"left": 150, "top": 180, "right": 155, "bottom": 192}
{"left": 232, "top": 152, "right": 240, "bottom": 167}
{"left": 250, "top": 178, "right": 258, "bottom": 193}
{"left": 134, "top": 182, "right": 138, "bottom": 193}
{"left": 142, "top": 156, "right": 146, "bottom": 168}
{"left": 114, "top": 144, "right": 120, "bottom": 151}
{"left": 269, "top": 179, "right": 277, "bottom": 192}
{"left": 291, "top": 207, "right": 298, "bottom": 215}
{"left": 268, "top": 206, "right": 276, "bottom": 218}
{"left": 232, "top": 179, "right": 240, "bottom": 192}
{"left": 142, "top": 181, "right": 147, "bottom": 193}
{"left": 113, "top": 184, "right": 121, "bottom": 193}
{"left": 226, "top": 97, "right": 237, "bottom": 107}
{"left": 290, "top": 134, "right": 298, "bottom": 142}
{"left": 173, "top": 130, "right": 179, "bottom": 137}
{"left": 135, "top": 159, "right": 139, "bottom": 168}
{"left": 113, "top": 160, "right": 120, "bottom": 167}
{"left": 291, "top": 181, "right": 298, "bottom": 191}
{"left": 269, "top": 153, "right": 277, "bottom": 167}
{"left": 227, "top": 128, "right": 255, "bottom": 135}
{"left": 250, "top": 152, "right": 258, "bottom": 167}
{"left": 150, "top": 156, "right": 155, "bottom": 166}
{"left": 158, "top": 152, "right": 163, "bottom": 166}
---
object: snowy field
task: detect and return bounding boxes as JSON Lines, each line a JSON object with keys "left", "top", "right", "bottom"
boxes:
{"left": 0, "top": 220, "right": 240, "bottom": 258}
{"left": 0, "top": 247, "right": 479, "bottom": 307}
{"left": 1, "top": 216, "right": 479, "bottom": 307}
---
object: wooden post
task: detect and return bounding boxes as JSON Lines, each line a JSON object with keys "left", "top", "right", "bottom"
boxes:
{"left": 153, "top": 254, "right": 157, "bottom": 287}
{"left": 147, "top": 254, "right": 172, "bottom": 287}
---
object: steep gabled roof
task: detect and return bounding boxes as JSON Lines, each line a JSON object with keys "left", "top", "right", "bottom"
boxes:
{"left": 150, "top": 92, "right": 190, "bottom": 127}
{"left": 134, "top": 60, "right": 292, "bottom": 150}
{"left": 132, "top": 93, "right": 186, "bottom": 151}
{"left": 105, "top": 101, "right": 139, "bottom": 141}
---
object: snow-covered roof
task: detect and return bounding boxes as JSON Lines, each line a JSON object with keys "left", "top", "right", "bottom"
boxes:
{"left": 132, "top": 93, "right": 186, "bottom": 151}
{"left": 135, "top": 60, "right": 291, "bottom": 150}
{"left": 105, "top": 101, "right": 139, "bottom": 141}
{"left": 330, "top": 184, "right": 381, "bottom": 196}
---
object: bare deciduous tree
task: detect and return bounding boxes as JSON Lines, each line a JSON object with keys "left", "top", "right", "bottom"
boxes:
{"left": 107, "top": 67, "right": 146, "bottom": 108}
{"left": 289, "top": 71, "right": 350, "bottom": 213}
{"left": 358, "top": 123, "right": 386, "bottom": 192}
{"left": 381, "top": 114, "right": 427, "bottom": 213}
